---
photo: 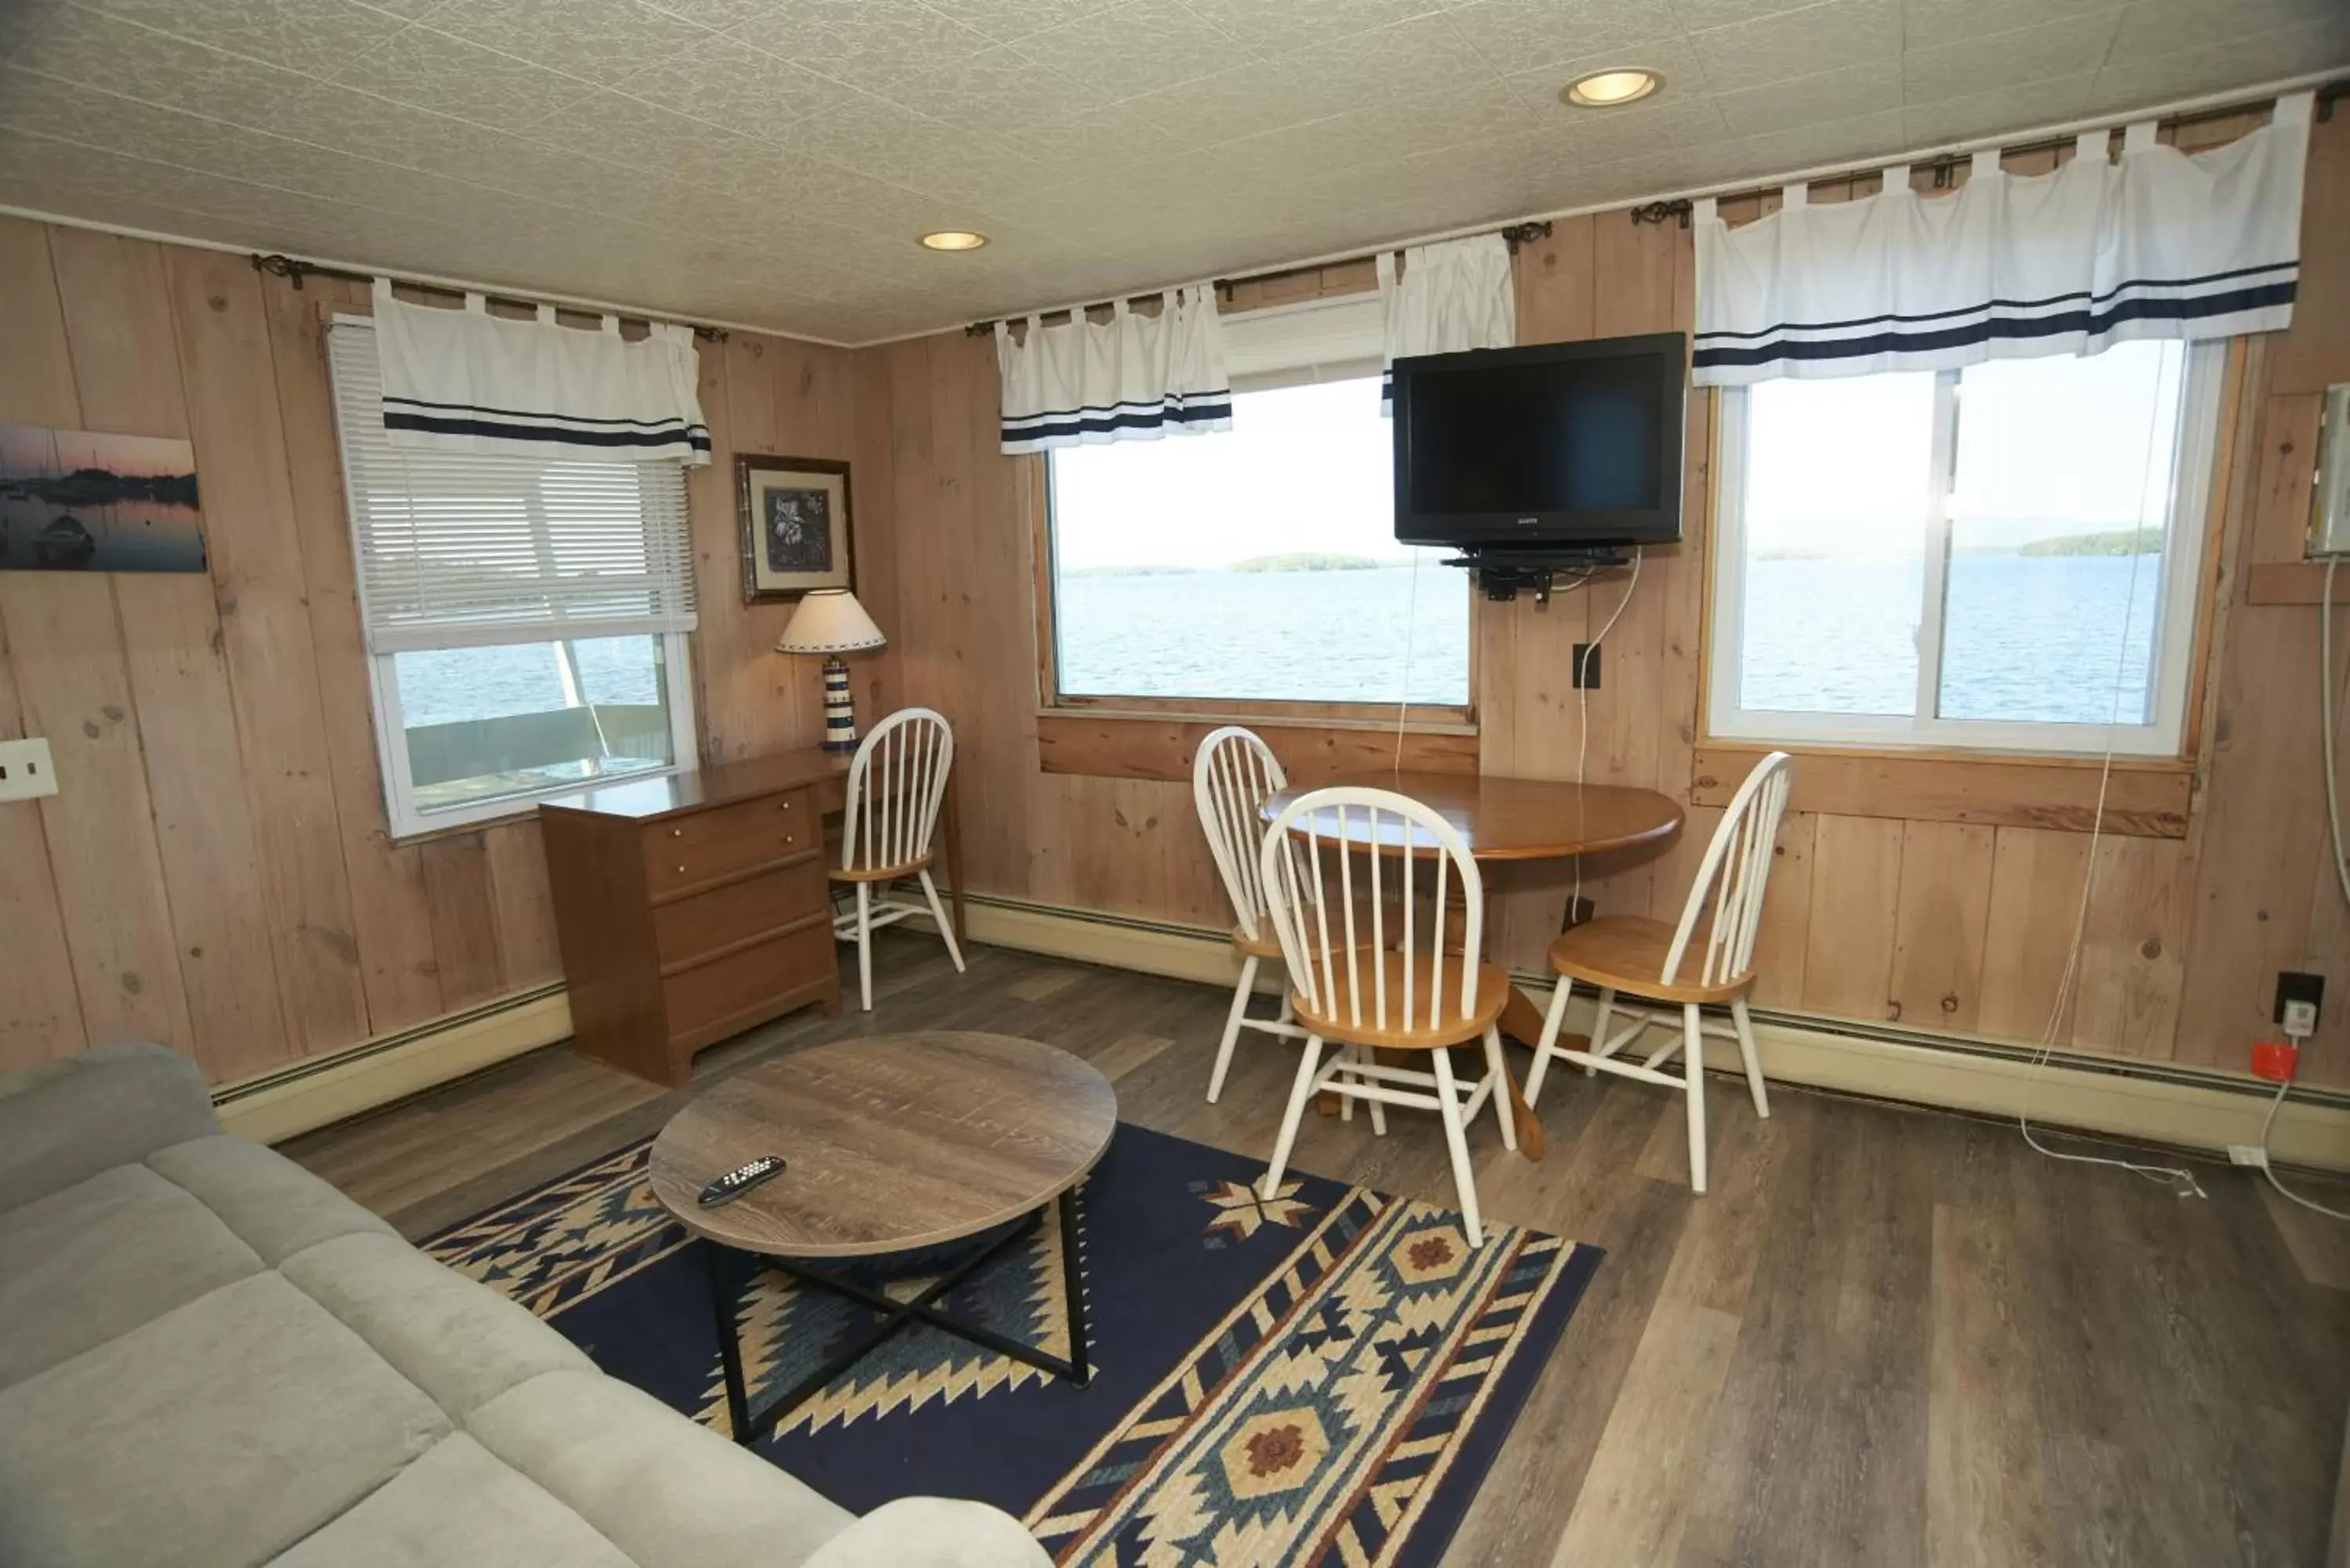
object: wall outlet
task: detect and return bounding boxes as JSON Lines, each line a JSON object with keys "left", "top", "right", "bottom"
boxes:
{"left": 2227, "top": 1144, "right": 2270, "bottom": 1169}
{"left": 0, "top": 737, "right": 56, "bottom": 802}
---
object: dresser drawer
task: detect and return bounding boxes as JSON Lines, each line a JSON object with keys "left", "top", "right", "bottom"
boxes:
{"left": 653, "top": 853, "right": 830, "bottom": 968}
{"left": 642, "top": 789, "right": 811, "bottom": 898}
{"left": 663, "top": 920, "right": 836, "bottom": 1049}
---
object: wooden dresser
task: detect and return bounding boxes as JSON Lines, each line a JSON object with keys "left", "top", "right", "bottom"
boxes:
{"left": 537, "top": 749, "right": 960, "bottom": 1087}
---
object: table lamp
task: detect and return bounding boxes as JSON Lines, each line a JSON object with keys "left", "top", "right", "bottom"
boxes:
{"left": 776, "top": 588, "right": 887, "bottom": 752}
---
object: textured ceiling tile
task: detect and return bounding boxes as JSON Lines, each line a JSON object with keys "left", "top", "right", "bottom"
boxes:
{"left": 330, "top": 23, "right": 601, "bottom": 131}
{"left": 522, "top": 88, "right": 748, "bottom": 172}
{"left": 1282, "top": 13, "right": 1506, "bottom": 108}
{"left": 724, "top": 0, "right": 996, "bottom": 93}
{"left": 1712, "top": 104, "right": 1909, "bottom": 179}
{"left": 0, "top": 1, "right": 68, "bottom": 63}
{"left": 1446, "top": 0, "right": 1688, "bottom": 78}
{"left": 1668, "top": 0, "right": 1828, "bottom": 33}
{"left": 1115, "top": 56, "right": 1331, "bottom": 150}
{"left": 410, "top": 0, "right": 714, "bottom": 87}
{"left": 1902, "top": 0, "right": 2119, "bottom": 41}
{"left": 1687, "top": 0, "right": 1903, "bottom": 93}
{"left": 1015, "top": 0, "right": 1256, "bottom": 102}
{"left": 78, "top": 0, "right": 412, "bottom": 79}
{"left": 2106, "top": 0, "right": 2340, "bottom": 62}
{"left": 873, "top": 40, "right": 1114, "bottom": 132}
{"left": 13, "top": 4, "right": 302, "bottom": 106}
{"left": 609, "top": 31, "right": 868, "bottom": 131}
{"left": 1714, "top": 60, "right": 1904, "bottom": 136}
{"left": 1177, "top": 0, "right": 1442, "bottom": 58}
{"left": 637, "top": 0, "right": 779, "bottom": 29}
{"left": 995, "top": 103, "right": 1202, "bottom": 172}
{"left": 2086, "top": 19, "right": 2348, "bottom": 111}
{"left": 919, "top": 0, "right": 1123, "bottom": 46}
{"left": 1902, "top": 74, "right": 2095, "bottom": 145}
{"left": 1901, "top": 13, "right": 2123, "bottom": 106}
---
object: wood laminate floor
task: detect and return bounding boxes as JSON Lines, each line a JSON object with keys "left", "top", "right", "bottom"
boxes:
{"left": 287, "top": 935, "right": 2350, "bottom": 1567}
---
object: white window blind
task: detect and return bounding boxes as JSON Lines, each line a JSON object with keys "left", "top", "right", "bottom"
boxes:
{"left": 327, "top": 319, "right": 697, "bottom": 654}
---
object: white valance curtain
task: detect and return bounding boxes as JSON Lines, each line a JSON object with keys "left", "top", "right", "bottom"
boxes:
{"left": 995, "top": 285, "right": 1231, "bottom": 454}
{"left": 1692, "top": 92, "right": 2313, "bottom": 385}
{"left": 370, "top": 278, "right": 710, "bottom": 464}
{"left": 1378, "top": 233, "right": 1517, "bottom": 408}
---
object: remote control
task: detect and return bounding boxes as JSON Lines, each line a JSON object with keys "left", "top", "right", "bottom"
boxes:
{"left": 699, "top": 1154, "right": 786, "bottom": 1207}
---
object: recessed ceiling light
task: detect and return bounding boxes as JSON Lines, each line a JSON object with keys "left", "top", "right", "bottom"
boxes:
{"left": 1563, "top": 68, "right": 1661, "bottom": 108}
{"left": 919, "top": 229, "right": 989, "bottom": 251}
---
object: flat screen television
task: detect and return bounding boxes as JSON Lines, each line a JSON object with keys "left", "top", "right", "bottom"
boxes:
{"left": 1392, "top": 332, "right": 1687, "bottom": 551}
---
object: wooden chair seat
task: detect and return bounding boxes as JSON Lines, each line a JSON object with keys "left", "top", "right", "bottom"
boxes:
{"left": 1546, "top": 916, "right": 1752, "bottom": 1003}
{"left": 1290, "top": 951, "right": 1513, "bottom": 1049}
{"left": 831, "top": 852, "right": 932, "bottom": 885}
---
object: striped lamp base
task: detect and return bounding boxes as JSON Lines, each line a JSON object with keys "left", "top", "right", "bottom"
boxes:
{"left": 821, "top": 656, "right": 858, "bottom": 752}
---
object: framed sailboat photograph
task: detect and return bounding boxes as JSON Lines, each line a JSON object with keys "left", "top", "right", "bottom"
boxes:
{"left": 0, "top": 425, "right": 205, "bottom": 573}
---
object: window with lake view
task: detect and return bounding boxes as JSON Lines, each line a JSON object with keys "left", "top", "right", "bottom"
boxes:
{"left": 1708, "top": 339, "right": 2220, "bottom": 757}
{"left": 1047, "top": 375, "right": 1468, "bottom": 711}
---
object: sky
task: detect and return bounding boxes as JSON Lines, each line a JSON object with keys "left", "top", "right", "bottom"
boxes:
{"left": 1741, "top": 338, "right": 2186, "bottom": 557}
{"left": 0, "top": 424, "right": 194, "bottom": 480}
{"left": 1049, "top": 376, "right": 1415, "bottom": 572}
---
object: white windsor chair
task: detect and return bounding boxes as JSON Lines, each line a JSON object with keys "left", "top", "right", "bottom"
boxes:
{"left": 831, "top": 706, "right": 965, "bottom": 1011}
{"left": 1192, "top": 726, "right": 1309, "bottom": 1102}
{"left": 1525, "top": 751, "right": 1794, "bottom": 1191}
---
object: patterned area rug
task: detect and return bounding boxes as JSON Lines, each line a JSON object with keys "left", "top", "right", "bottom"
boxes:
{"left": 425, "top": 1122, "right": 1600, "bottom": 1566}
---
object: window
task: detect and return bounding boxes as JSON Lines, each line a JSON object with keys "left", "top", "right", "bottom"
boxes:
{"left": 327, "top": 320, "right": 700, "bottom": 836}
{"left": 1043, "top": 296, "right": 1470, "bottom": 715}
{"left": 1709, "top": 340, "right": 2222, "bottom": 756}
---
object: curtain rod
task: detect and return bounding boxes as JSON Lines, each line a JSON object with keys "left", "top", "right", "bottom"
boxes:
{"left": 960, "top": 72, "right": 2345, "bottom": 338}
{"left": 249, "top": 253, "right": 732, "bottom": 341}
{"left": 1626, "top": 78, "right": 2345, "bottom": 226}
{"left": 961, "top": 221, "right": 1556, "bottom": 337}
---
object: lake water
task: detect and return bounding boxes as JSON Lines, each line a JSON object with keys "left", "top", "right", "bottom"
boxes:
{"left": 396, "top": 554, "right": 2164, "bottom": 735}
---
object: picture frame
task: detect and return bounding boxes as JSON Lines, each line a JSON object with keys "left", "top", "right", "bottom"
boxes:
{"left": 737, "top": 454, "right": 854, "bottom": 604}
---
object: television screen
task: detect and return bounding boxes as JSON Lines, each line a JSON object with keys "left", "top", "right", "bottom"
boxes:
{"left": 1393, "top": 332, "right": 1686, "bottom": 549}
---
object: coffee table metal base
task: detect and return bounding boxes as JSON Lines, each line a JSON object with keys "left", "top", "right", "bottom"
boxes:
{"left": 703, "top": 1186, "right": 1091, "bottom": 1447}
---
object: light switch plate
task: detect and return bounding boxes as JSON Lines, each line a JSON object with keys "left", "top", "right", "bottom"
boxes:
{"left": 0, "top": 737, "right": 58, "bottom": 802}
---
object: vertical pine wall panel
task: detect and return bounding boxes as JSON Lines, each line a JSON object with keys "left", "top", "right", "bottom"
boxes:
{"left": 0, "top": 217, "right": 858, "bottom": 1082}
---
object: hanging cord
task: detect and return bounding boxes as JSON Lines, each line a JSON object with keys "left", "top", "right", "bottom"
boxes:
{"left": 2015, "top": 352, "right": 2204, "bottom": 1199}
{"left": 1394, "top": 550, "right": 1423, "bottom": 770}
{"left": 1571, "top": 547, "right": 1643, "bottom": 917}
{"left": 2256, "top": 552, "right": 2350, "bottom": 1222}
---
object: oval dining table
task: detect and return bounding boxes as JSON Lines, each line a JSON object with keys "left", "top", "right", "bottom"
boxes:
{"left": 1260, "top": 768, "right": 1685, "bottom": 1071}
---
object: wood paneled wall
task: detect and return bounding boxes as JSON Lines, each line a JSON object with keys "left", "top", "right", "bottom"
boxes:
{"left": 864, "top": 108, "right": 2350, "bottom": 1089}
{"left": 0, "top": 216, "right": 878, "bottom": 1083}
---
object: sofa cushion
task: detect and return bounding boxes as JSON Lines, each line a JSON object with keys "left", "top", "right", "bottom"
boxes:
{"left": 0, "top": 1163, "right": 262, "bottom": 1389}
{"left": 280, "top": 1231, "right": 593, "bottom": 1418}
{"left": 0, "top": 1043, "right": 219, "bottom": 1214}
{"left": 470, "top": 1368, "right": 855, "bottom": 1568}
{"left": 268, "top": 1434, "right": 636, "bottom": 1568}
{"left": 151, "top": 1136, "right": 397, "bottom": 1265}
{"left": 0, "top": 1272, "right": 450, "bottom": 1568}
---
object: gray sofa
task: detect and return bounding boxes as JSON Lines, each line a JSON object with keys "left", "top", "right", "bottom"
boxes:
{"left": 0, "top": 1044, "right": 1050, "bottom": 1568}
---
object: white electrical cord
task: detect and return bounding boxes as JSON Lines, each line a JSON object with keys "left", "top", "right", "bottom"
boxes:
{"left": 1571, "top": 547, "right": 1643, "bottom": 916}
{"left": 2014, "top": 353, "right": 2205, "bottom": 1200}
{"left": 2255, "top": 551, "right": 2350, "bottom": 1223}
{"left": 1394, "top": 549, "right": 1423, "bottom": 770}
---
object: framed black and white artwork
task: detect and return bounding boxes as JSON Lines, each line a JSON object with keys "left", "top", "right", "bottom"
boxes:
{"left": 737, "top": 454, "right": 854, "bottom": 604}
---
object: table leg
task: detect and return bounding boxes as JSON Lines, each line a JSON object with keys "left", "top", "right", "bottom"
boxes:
{"left": 703, "top": 1244, "right": 754, "bottom": 1446}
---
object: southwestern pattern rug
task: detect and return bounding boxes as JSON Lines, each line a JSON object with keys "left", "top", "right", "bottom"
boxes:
{"left": 425, "top": 1122, "right": 1600, "bottom": 1567}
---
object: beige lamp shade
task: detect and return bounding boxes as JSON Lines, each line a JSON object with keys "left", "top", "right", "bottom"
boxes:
{"left": 776, "top": 588, "right": 886, "bottom": 654}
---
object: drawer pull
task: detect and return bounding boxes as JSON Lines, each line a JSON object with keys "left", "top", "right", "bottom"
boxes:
{"left": 670, "top": 827, "right": 683, "bottom": 838}
{"left": 676, "top": 864, "right": 688, "bottom": 874}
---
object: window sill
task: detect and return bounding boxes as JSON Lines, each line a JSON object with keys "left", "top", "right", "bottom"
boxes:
{"left": 1037, "top": 709, "right": 1480, "bottom": 785}
{"left": 1691, "top": 742, "right": 2193, "bottom": 839}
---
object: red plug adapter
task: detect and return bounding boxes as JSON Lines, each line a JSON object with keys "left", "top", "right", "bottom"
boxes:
{"left": 2251, "top": 1039, "right": 2300, "bottom": 1083}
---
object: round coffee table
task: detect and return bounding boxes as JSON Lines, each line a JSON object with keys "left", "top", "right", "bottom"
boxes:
{"left": 649, "top": 1031, "right": 1116, "bottom": 1443}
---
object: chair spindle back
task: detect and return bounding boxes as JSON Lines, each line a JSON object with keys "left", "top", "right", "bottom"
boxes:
{"left": 1660, "top": 751, "right": 1794, "bottom": 989}
{"left": 1260, "top": 787, "right": 1483, "bottom": 1036}
{"left": 841, "top": 707, "right": 956, "bottom": 876}
{"left": 1192, "top": 726, "right": 1287, "bottom": 943}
